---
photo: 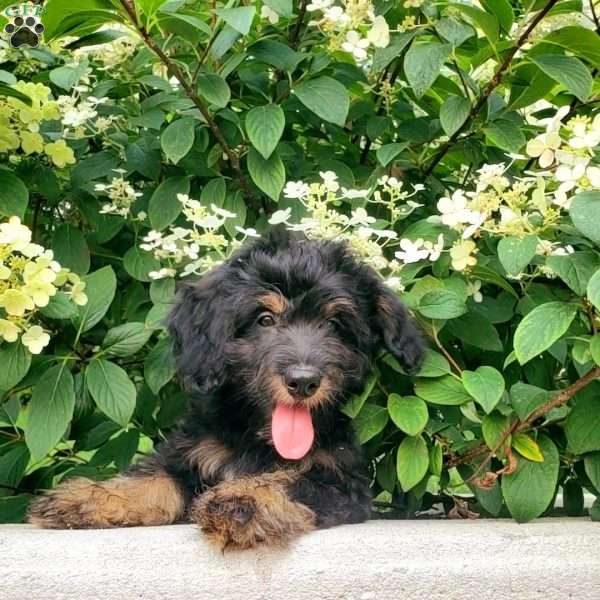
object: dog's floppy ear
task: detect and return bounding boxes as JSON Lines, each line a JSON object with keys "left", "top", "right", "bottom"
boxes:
{"left": 168, "top": 266, "right": 233, "bottom": 394}
{"left": 374, "top": 283, "right": 425, "bottom": 374}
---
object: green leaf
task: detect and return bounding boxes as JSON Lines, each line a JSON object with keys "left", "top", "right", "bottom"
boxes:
{"left": 148, "top": 176, "right": 190, "bottom": 230}
{"left": 565, "top": 394, "right": 600, "bottom": 454}
{"left": 510, "top": 382, "right": 553, "bottom": 421}
{"left": 396, "top": 435, "right": 428, "bottom": 491}
{"left": 513, "top": 302, "right": 577, "bottom": 365}
{"left": 0, "top": 170, "right": 29, "bottom": 219}
{"left": 480, "top": 0, "right": 514, "bottom": 31}
{"left": 454, "top": 4, "right": 499, "bottom": 42}
{"left": 440, "top": 96, "right": 470, "bottom": 137}
{"left": 353, "top": 403, "right": 388, "bottom": 444}
{"left": 264, "top": 0, "right": 293, "bottom": 17}
{"left": 87, "top": 359, "right": 136, "bottom": 427}
{"left": 150, "top": 278, "right": 175, "bottom": 305}
{"left": 404, "top": 42, "right": 451, "bottom": 98}
{"left": 64, "top": 28, "right": 124, "bottom": 50}
{"left": 342, "top": 372, "right": 377, "bottom": 418}
{"left": 546, "top": 252, "right": 600, "bottom": 296}
{"left": 102, "top": 323, "right": 153, "bottom": 358}
{"left": 502, "top": 435, "right": 559, "bottom": 523}
{"left": 570, "top": 191, "right": 600, "bottom": 245}
{"left": 161, "top": 117, "right": 195, "bottom": 164}
{"left": 0, "top": 442, "right": 29, "bottom": 488}
{"left": 587, "top": 267, "right": 600, "bottom": 312}
{"left": 49, "top": 61, "right": 89, "bottom": 90}
{"left": 544, "top": 26, "right": 600, "bottom": 68}
{"left": 73, "top": 266, "right": 117, "bottom": 333}
{"left": 123, "top": 246, "right": 161, "bottom": 283}
{"left": 0, "top": 495, "right": 31, "bottom": 523}
{"left": 0, "top": 83, "right": 32, "bottom": 105}
{"left": 418, "top": 289, "right": 467, "bottom": 319}
{"left": 41, "top": 292, "right": 78, "bottom": 320}
{"left": 376, "top": 143, "right": 408, "bottom": 167}
{"left": 512, "top": 433, "right": 544, "bottom": 462}
{"left": 249, "top": 40, "right": 303, "bottom": 72}
{"left": 462, "top": 366, "right": 505, "bottom": 414}
{"left": 215, "top": 6, "right": 256, "bottom": 35}
{"left": 144, "top": 336, "right": 177, "bottom": 394}
{"left": 590, "top": 335, "right": 600, "bottom": 367}
{"left": 372, "top": 31, "right": 419, "bottom": 71}
{"left": 247, "top": 147, "right": 285, "bottom": 201}
{"left": 0, "top": 341, "right": 31, "bottom": 392}
{"left": 294, "top": 76, "right": 349, "bottom": 127}
{"left": 435, "top": 17, "right": 475, "bottom": 47}
{"left": 197, "top": 74, "right": 231, "bottom": 108}
{"left": 446, "top": 312, "right": 503, "bottom": 352}
{"left": 415, "top": 375, "right": 471, "bottom": 406}
{"left": 25, "top": 364, "right": 75, "bottom": 461}
{"left": 592, "top": 498, "right": 600, "bottom": 522}
{"left": 482, "top": 412, "right": 510, "bottom": 451}
{"left": 52, "top": 224, "right": 90, "bottom": 275}
{"left": 246, "top": 104, "right": 285, "bottom": 160}
{"left": 416, "top": 349, "right": 451, "bottom": 378}
{"left": 483, "top": 119, "right": 526, "bottom": 153}
{"left": 497, "top": 235, "right": 538, "bottom": 276}
{"left": 201, "top": 177, "right": 227, "bottom": 207}
{"left": 222, "top": 191, "right": 246, "bottom": 238}
{"left": 584, "top": 453, "right": 600, "bottom": 493}
{"left": 530, "top": 54, "right": 592, "bottom": 102}
{"left": 388, "top": 394, "right": 428, "bottom": 436}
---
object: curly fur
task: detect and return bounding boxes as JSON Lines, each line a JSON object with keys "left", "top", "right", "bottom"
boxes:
{"left": 28, "top": 230, "right": 424, "bottom": 549}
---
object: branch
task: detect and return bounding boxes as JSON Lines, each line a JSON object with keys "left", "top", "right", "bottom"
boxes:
{"left": 423, "top": 0, "right": 561, "bottom": 177}
{"left": 290, "top": 0, "right": 309, "bottom": 48}
{"left": 446, "top": 366, "right": 600, "bottom": 473}
{"left": 119, "top": 0, "right": 253, "bottom": 199}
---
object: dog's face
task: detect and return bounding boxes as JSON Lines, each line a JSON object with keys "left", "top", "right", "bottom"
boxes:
{"left": 169, "top": 230, "right": 424, "bottom": 459}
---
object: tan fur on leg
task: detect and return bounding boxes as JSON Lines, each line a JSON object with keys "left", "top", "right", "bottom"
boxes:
{"left": 191, "top": 471, "right": 315, "bottom": 550}
{"left": 28, "top": 473, "right": 184, "bottom": 529}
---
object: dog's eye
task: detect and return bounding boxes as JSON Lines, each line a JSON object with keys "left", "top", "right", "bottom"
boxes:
{"left": 257, "top": 313, "right": 276, "bottom": 327}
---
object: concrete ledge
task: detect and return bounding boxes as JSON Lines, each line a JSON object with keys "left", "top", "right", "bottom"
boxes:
{"left": 1, "top": 519, "right": 599, "bottom": 600}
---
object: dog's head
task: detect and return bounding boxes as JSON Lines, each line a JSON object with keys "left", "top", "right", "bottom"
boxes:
{"left": 169, "top": 230, "right": 424, "bottom": 459}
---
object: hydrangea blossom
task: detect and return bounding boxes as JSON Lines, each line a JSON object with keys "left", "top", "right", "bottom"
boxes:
{"left": 0, "top": 217, "right": 87, "bottom": 352}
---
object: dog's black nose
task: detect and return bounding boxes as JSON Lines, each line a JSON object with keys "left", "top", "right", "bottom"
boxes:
{"left": 284, "top": 366, "right": 321, "bottom": 398}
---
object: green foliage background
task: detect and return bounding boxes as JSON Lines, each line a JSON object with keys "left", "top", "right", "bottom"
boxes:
{"left": 0, "top": 0, "right": 600, "bottom": 524}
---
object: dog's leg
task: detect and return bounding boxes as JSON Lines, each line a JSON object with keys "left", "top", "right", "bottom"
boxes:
{"left": 191, "top": 471, "right": 316, "bottom": 550}
{"left": 27, "top": 471, "right": 185, "bottom": 529}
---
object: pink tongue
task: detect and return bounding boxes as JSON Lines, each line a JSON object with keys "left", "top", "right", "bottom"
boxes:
{"left": 271, "top": 404, "right": 314, "bottom": 460}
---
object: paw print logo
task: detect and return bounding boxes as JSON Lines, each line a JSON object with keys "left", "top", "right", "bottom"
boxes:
{"left": 4, "top": 15, "right": 44, "bottom": 48}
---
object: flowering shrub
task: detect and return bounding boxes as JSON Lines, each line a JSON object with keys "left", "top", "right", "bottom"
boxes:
{"left": 0, "top": 0, "right": 599, "bottom": 524}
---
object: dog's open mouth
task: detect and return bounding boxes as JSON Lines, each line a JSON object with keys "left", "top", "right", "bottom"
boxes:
{"left": 271, "top": 403, "right": 314, "bottom": 460}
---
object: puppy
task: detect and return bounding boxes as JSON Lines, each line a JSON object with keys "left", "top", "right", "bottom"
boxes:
{"left": 28, "top": 230, "right": 424, "bottom": 549}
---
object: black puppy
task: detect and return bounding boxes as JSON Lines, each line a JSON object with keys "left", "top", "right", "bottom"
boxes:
{"left": 29, "top": 230, "right": 424, "bottom": 549}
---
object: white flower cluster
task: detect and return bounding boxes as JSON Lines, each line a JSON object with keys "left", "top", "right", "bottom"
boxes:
{"left": 0, "top": 217, "right": 87, "bottom": 353}
{"left": 431, "top": 108, "right": 600, "bottom": 275}
{"left": 307, "top": 0, "right": 390, "bottom": 62}
{"left": 270, "top": 171, "right": 434, "bottom": 291}
{"left": 73, "top": 31, "right": 139, "bottom": 71}
{"left": 526, "top": 107, "right": 600, "bottom": 208}
{"left": 95, "top": 169, "right": 143, "bottom": 217}
{"left": 141, "top": 194, "right": 257, "bottom": 279}
{"left": 57, "top": 94, "right": 105, "bottom": 129}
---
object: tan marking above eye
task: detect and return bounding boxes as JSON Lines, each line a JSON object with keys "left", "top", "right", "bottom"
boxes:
{"left": 259, "top": 292, "right": 288, "bottom": 315}
{"left": 323, "top": 297, "right": 356, "bottom": 318}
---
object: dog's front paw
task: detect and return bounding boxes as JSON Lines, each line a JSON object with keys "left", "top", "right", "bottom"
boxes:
{"left": 28, "top": 478, "right": 104, "bottom": 529}
{"left": 191, "top": 474, "right": 315, "bottom": 550}
{"left": 193, "top": 491, "right": 261, "bottom": 549}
